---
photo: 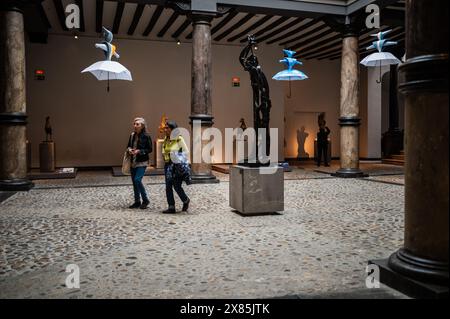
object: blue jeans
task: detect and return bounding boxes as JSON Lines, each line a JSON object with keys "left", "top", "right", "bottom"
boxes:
{"left": 165, "top": 163, "right": 188, "bottom": 207}
{"left": 131, "top": 166, "right": 148, "bottom": 203}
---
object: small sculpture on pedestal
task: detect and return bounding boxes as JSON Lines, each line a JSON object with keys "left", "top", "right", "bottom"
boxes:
{"left": 239, "top": 118, "right": 247, "bottom": 131}
{"left": 40, "top": 116, "right": 55, "bottom": 172}
{"left": 155, "top": 114, "right": 168, "bottom": 169}
{"left": 45, "top": 116, "right": 53, "bottom": 142}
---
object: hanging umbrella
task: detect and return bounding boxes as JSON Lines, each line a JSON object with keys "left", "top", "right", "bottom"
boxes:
{"left": 360, "top": 30, "right": 401, "bottom": 83}
{"left": 81, "top": 27, "right": 132, "bottom": 92}
{"left": 273, "top": 49, "right": 308, "bottom": 98}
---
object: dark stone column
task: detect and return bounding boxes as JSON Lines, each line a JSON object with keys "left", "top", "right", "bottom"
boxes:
{"left": 0, "top": 1, "right": 33, "bottom": 191}
{"left": 189, "top": 14, "right": 219, "bottom": 184}
{"left": 332, "top": 28, "right": 366, "bottom": 178}
{"left": 370, "top": 0, "right": 449, "bottom": 299}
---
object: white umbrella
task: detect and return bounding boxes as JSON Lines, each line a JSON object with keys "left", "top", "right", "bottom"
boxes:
{"left": 360, "top": 52, "right": 401, "bottom": 67}
{"left": 82, "top": 60, "right": 132, "bottom": 91}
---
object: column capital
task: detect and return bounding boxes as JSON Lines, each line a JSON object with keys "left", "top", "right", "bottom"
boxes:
{"left": 398, "top": 54, "right": 449, "bottom": 95}
{"left": 324, "top": 14, "right": 365, "bottom": 38}
{"left": 0, "top": 0, "right": 40, "bottom": 12}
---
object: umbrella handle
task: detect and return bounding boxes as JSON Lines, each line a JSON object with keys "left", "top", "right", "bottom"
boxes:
{"left": 107, "top": 74, "right": 110, "bottom": 92}
{"left": 376, "top": 63, "right": 382, "bottom": 84}
{"left": 287, "top": 81, "right": 292, "bottom": 99}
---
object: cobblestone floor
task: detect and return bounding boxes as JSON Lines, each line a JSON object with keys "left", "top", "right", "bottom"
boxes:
{"left": 0, "top": 166, "right": 407, "bottom": 299}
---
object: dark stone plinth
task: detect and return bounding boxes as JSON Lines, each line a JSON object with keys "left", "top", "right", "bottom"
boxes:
{"left": 369, "top": 259, "right": 449, "bottom": 299}
{"left": 0, "top": 179, "right": 34, "bottom": 191}
{"left": 190, "top": 174, "right": 219, "bottom": 184}
{"left": 332, "top": 168, "right": 368, "bottom": 178}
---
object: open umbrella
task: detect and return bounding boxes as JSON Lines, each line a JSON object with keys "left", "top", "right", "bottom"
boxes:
{"left": 82, "top": 27, "right": 132, "bottom": 92}
{"left": 273, "top": 49, "right": 308, "bottom": 98}
{"left": 360, "top": 30, "right": 401, "bottom": 83}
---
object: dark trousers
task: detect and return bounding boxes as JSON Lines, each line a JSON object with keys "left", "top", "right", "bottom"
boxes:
{"left": 317, "top": 142, "right": 329, "bottom": 166}
{"left": 131, "top": 166, "right": 149, "bottom": 203}
{"left": 164, "top": 163, "right": 188, "bottom": 207}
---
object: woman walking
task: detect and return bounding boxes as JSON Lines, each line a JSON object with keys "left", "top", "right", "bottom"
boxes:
{"left": 162, "top": 120, "right": 190, "bottom": 214}
{"left": 127, "top": 117, "right": 152, "bottom": 209}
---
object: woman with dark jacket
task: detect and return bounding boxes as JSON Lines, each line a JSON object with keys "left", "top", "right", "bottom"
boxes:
{"left": 127, "top": 117, "right": 152, "bottom": 209}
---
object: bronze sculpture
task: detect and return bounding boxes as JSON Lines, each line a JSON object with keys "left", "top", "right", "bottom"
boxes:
{"left": 45, "top": 116, "right": 52, "bottom": 142}
{"left": 239, "top": 35, "right": 272, "bottom": 165}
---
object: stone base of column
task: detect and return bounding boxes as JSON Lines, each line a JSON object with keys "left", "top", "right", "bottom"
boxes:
{"left": 332, "top": 168, "right": 368, "bottom": 178}
{"left": 190, "top": 174, "right": 220, "bottom": 184}
{"left": 369, "top": 251, "right": 449, "bottom": 299}
{"left": 0, "top": 179, "right": 34, "bottom": 191}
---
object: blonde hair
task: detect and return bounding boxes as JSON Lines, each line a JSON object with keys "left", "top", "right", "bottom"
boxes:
{"left": 133, "top": 117, "right": 147, "bottom": 132}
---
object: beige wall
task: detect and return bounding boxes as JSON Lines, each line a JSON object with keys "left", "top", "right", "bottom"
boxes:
{"left": 25, "top": 35, "right": 285, "bottom": 167}
{"left": 284, "top": 58, "right": 341, "bottom": 158}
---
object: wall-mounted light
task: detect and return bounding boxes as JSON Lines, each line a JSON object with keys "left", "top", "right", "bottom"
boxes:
{"left": 176, "top": 39, "right": 181, "bottom": 45}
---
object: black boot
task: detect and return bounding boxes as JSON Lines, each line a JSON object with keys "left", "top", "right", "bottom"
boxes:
{"left": 162, "top": 206, "right": 176, "bottom": 214}
{"left": 129, "top": 202, "right": 141, "bottom": 209}
{"left": 140, "top": 200, "right": 150, "bottom": 209}
{"left": 182, "top": 198, "right": 190, "bottom": 212}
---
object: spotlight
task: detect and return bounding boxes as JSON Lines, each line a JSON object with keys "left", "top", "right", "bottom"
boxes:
{"left": 176, "top": 39, "right": 181, "bottom": 45}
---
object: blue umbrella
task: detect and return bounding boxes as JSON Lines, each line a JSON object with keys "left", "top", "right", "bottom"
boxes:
{"left": 273, "top": 49, "right": 308, "bottom": 98}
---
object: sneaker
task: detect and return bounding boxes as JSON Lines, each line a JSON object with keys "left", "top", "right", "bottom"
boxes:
{"left": 129, "top": 202, "right": 141, "bottom": 209}
{"left": 182, "top": 198, "right": 190, "bottom": 212}
{"left": 140, "top": 200, "right": 149, "bottom": 209}
{"left": 162, "top": 207, "right": 176, "bottom": 214}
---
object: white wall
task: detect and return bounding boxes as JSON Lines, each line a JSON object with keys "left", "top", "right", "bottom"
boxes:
{"left": 25, "top": 34, "right": 284, "bottom": 167}
{"left": 284, "top": 58, "right": 341, "bottom": 158}
{"left": 366, "top": 66, "right": 389, "bottom": 159}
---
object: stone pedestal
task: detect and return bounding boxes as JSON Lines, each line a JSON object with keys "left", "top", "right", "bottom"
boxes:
{"left": 0, "top": 3, "right": 33, "bottom": 191}
{"left": 39, "top": 141, "right": 55, "bottom": 172}
{"left": 155, "top": 139, "right": 164, "bottom": 169}
{"left": 230, "top": 165, "right": 284, "bottom": 215}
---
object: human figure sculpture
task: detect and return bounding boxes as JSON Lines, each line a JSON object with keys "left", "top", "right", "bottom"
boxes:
{"left": 239, "top": 118, "right": 247, "bottom": 131}
{"left": 45, "top": 116, "right": 52, "bottom": 142}
{"left": 158, "top": 114, "right": 169, "bottom": 139}
{"left": 297, "top": 126, "right": 309, "bottom": 159}
{"left": 239, "top": 35, "right": 272, "bottom": 164}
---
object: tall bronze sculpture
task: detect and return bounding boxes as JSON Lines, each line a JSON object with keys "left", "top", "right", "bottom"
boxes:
{"left": 239, "top": 35, "right": 272, "bottom": 165}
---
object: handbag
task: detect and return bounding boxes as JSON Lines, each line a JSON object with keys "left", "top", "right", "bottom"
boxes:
{"left": 172, "top": 151, "right": 192, "bottom": 185}
{"left": 121, "top": 150, "right": 131, "bottom": 175}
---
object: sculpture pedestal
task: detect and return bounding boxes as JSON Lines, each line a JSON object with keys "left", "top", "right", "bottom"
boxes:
{"left": 155, "top": 139, "right": 164, "bottom": 169}
{"left": 230, "top": 165, "right": 284, "bottom": 215}
{"left": 39, "top": 141, "right": 55, "bottom": 172}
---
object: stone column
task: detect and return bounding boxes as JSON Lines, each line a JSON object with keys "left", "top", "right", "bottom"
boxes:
{"left": 333, "top": 30, "right": 366, "bottom": 178}
{"left": 370, "top": 0, "right": 448, "bottom": 298}
{"left": 0, "top": 1, "right": 33, "bottom": 191}
{"left": 189, "top": 14, "right": 218, "bottom": 184}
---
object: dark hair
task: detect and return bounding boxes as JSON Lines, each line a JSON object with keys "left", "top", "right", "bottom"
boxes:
{"left": 166, "top": 120, "right": 178, "bottom": 130}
